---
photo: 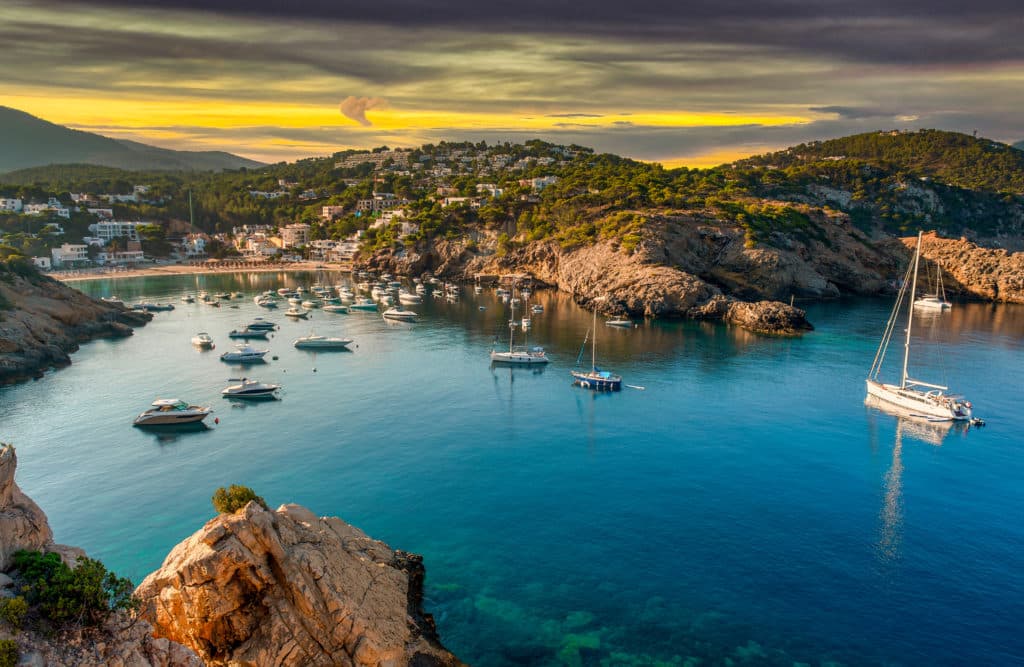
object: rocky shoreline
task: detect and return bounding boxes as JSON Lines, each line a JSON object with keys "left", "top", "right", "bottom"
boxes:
{"left": 357, "top": 213, "right": 1024, "bottom": 335}
{"left": 0, "top": 270, "right": 151, "bottom": 386}
{"left": 0, "top": 445, "right": 462, "bottom": 666}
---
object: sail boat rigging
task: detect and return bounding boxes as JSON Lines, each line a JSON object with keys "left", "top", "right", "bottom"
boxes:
{"left": 571, "top": 298, "right": 622, "bottom": 391}
{"left": 866, "top": 232, "right": 972, "bottom": 421}
{"left": 913, "top": 254, "right": 952, "bottom": 310}
{"left": 490, "top": 284, "right": 549, "bottom": 364}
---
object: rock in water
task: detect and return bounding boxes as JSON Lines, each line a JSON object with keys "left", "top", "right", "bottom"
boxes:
{"left": 136, "top": 501, "right": 464, "bottom": 667}
{"left": 0, "top": 445, "right": 55, "bottom": 569}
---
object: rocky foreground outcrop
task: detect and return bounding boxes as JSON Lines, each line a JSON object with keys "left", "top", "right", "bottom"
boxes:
{"left": 909, "top": 232, "right": 1024, "bottom": 303}
{"left": 136, "top": 501, "right": 463, "bottom": 667}
{"left": 0, "top": 445, "right": 201, "bottom": 666}
{"left": 0, "top": 269, "right": 151, "bottom": 385}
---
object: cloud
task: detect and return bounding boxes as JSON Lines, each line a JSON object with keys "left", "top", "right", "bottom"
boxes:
{"left": 339, "top": 96, "right": 386, "bottom": 126}
{"left": 546, "top": 113, "right": 604, "bottom": 118}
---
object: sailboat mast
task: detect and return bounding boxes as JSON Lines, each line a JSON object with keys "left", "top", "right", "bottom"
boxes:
{"left": 901, "top": 232, "right": 922, "bottom": 389}
{"left": 509, "top": 294, "right": 515, "bottom": 353}
{"left": 592, "top": 304, "right": 597, "bottom": 371}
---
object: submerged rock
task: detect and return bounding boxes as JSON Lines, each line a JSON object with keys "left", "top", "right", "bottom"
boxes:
{"left": 136, "top": 501, "right": 463, "bottom": 667}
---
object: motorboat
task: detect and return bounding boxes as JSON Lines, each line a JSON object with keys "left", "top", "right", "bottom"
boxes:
{"left": 491, "top": 296, "right": 548, "bottom": 365}
{"left": 277, "top": 288, "right": 291, "bottom": 296}
{"left": 228, "top": 328, "right": 269, "bottom": 339}
{"left": 521, "top": 317, "right": 531, "bottom": 329}
{"left": 415, "top": 284, "right": 427, "bottom": 294}
{"left": 101, "top": 296, "right": 125, "bottom": 306}
{"left": 191, "top": 332, "right": 214, "bottom": 348}
{"left": 132, "top": 302, "right": 175, "bottom": 311}
{"left": 606, "top": 319, "right": 633, "bottom": 328}
{"left": 246, "top": 318, "right": 277, "bottom": 330}
{"left": 221, "top": 377, "right": 280, "bottom": 400}
{"left": 219, "top": 345, "right": 269, "bottom": 363}
{"left": 180, "top": 295, "right": 195, "bottom": 303}
{"left": 531, "top": 304, "right": 544, "bottom": 313}
{"left": 382, "top": 307, "right": 417, "bottom": 321}
{"left": 323, "top": 304, "right": 349, "bottom": 313}
{"left": 350, "top": 298, "right": 379, "bottom": 311}
{"left": 398, "top": 291, "right": 422, "bottom": 304}
{"left": 231, "top": 292, "right": 243, "bottom": 299}
{"left": 866, "top": 231, "right": 972, "bottom": 420}
{"left": 214, "top": 292, "right": 230, "bottom": 299}
{"left": 284, "top": 307, "right": 309, "bottom": 319}
{"left": 133, "top": 399, "right": 212, "bottom": 426}
{"left": 301, "top": 299, "right": 321, "bottom": 309}
{"left": 294, "top": 333, "right": 353, "bottom": 350}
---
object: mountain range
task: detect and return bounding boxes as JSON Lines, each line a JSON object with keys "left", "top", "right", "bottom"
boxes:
{"left": 0, "top": 107, "right": 263, "bottom": 174}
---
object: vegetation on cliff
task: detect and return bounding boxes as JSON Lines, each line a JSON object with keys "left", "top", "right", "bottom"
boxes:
{"left": 211, "top": 484, "right": 268, "bottom": 514}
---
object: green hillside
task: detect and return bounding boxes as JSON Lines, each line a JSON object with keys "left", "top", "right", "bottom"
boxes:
{"left": 0, "top": 107, "right": 263, "bottom": 173}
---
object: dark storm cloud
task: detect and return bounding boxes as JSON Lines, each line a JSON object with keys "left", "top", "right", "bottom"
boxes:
{"left": 31, "top": 0, "right": 1024, "bottom": 65}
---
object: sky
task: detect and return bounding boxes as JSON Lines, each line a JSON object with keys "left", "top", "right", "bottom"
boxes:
{"left": 2, "top": 0, "right": 1023, "bottom": 167}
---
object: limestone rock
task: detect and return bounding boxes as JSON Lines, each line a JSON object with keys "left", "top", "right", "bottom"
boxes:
{"left": 136, "top": 501, "right": 464, "bottom": 667}
{"left": 0, "top": 270, "right": 150, "bottom": 386}
{"left": 0, "top": 446, "right": 54, "bottom": 570}
{"left": 907, "top": 232, "right": 1024, "bottom": 303}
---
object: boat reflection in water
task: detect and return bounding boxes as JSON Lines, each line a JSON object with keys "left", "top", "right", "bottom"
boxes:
{"left": 134, "top": 421, "right": 211, "bottom": 445}
{"left": 866, "top": 396, "right": 970, "bottom": 563}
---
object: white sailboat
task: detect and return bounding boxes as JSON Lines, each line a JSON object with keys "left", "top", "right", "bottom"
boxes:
{"left": 913, "top": 257, "right": 952, "bottom": 310}
{"left": 866, "top": 232, "right": 972, "bottom": 421}
{"left": 490, "top": 294, "right": 548, "bottom": 364}
{"left": 571, "top": 299, "right": 622, "bottom": 390}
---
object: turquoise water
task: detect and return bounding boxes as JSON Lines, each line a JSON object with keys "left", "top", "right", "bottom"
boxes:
{"left": 2, "top": 272, "right": 1023, "bottom": 666}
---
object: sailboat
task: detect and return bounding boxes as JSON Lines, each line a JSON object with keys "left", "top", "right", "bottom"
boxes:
{"left": 571, "top": 299, "right": 622, "bottom": 391}
{"left": 866, "top": 232, "right": 972, "bottom": 421}
{"left": 490, "top": 289, "right": 548, "bottom": 364}
{"left": 913, "top": 256, "right": 952, "bottom": 310}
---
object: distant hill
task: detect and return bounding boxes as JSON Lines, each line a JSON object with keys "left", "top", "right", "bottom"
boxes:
{"left": 738, "top": 129, "right": 1024, "bottom": 194}
{"left": 1014, "top": 140, "right": 1024, "bottom": 152}
{"left": 0, "top": 106, "right": 263, "bottom": 174}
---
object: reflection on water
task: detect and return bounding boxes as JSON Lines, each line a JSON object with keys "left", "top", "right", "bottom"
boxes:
{"left": 134, "top": 422, "right": 212, "bottom": 445}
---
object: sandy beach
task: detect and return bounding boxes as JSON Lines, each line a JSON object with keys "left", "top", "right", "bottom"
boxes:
{"left": 50, "top": 260, "right": 351, "bottom": 283}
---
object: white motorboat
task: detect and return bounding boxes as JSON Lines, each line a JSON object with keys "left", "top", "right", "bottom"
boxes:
{"left": 491, "top": 296, "right": 549, "bottom": 365}
{"left": 220, "top": 345, "right": 269, "bottom": 363}
{"left": 350, "top": 298, "right": 378, "bottom": 311}
{"left": 301, "top": 299, "right": 321, "bottom": 309}
{"left": 246, "top": 318, "right": 277, "bottom": 330}
{"left": 294, "top": 333, "right": 353, "bottom": 350}
{"left": 101, "top": 296, "right": 125, "bottom": 306}
{"left": 323, "top": 304, "right": 349, "bottom": 313}
{"left": 254, "top": 295, "right": 277, "bottom": 308}
{"left": 221, "top": 377, "right": 280, "bottom": 400}
{"left": 382, "top": 307, "right": 417, "bottom": 321}
{"left": 866, "top": 232, "right": 973, "bottom": 421}
{"left": 531, "top": 304, "right": 544, "bottom": 314}
{"left": 284, "top": 307, "right": 309, "bottom": 319}
{"left": 228, "top": 328, "right": 268, "bottom": 339}
{"left": 606, "top": 318, "right": 633, "bottom": 328}
{"left": 133, "top": 399, "right": 211, "bottom": 426}
{"left": 398, "top": 291, "right": 422, "bottom": 304}
{"left": 191, "top": 332, "right": 214, "bottom": 348}
{"left": 180, "top": 295, "right": 195, "bottom": 303}
{"left": 521, "top": 317, "right": 531, "bottom": 330}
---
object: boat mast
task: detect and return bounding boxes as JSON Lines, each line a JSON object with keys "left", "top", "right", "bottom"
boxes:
{"left": 591, "top": 303, "right": 597, "bottom": 371}
{"left": 509, "top": 291, "right": 515, "bottom": 353}
{"left": 901, "top": 232, "right": 922, "bottom": 389}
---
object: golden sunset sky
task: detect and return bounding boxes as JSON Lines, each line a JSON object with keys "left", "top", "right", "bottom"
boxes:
{"left": 3, "top": 0, "right": 1023, "bottom": 166}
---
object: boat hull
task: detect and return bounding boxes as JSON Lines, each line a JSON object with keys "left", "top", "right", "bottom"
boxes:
{"left": 133, "top": 412, "right": 209, "bottom": 426}
{"left": 865, "top": 380, "right": 971, "bottom": 421}
{"left": 571, "top": 370, "right": 622, "bottom": 391}
{"left": 491, "top": 351, "right": 549, "bottom": 365}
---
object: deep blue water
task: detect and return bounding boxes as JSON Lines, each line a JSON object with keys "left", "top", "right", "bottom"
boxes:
{"left": 2, "top": 272, "right": 1023, "bottom": 666}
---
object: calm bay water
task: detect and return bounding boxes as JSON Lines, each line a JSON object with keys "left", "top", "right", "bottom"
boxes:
{"left": 2, "top": 272, "right": 1023, "bottom": 666}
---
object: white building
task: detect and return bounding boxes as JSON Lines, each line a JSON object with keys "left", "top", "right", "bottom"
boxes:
{"left": 89, "top": 221, "right": 151, "bottom": 243}
{"left": 281, "top": 223, "right": 311, "bottom": 248}
{"left": 520, "top": 176, "right": 559, "bottom": 192}
{"left": 355, "top": 193, "right": 408, "bottom": 213}
{"left": 0, "top": 198, "right": 23, "bottom": 213}
{"left": 321, "top": 205, "right": 346, "bottom": 220}
{"left": 96, "top": 250, "right": 145, "bottom": 266}
{"left": 476, "top": 183, "right": 504, "bottom": 197}
{"left": 87, "top": 208, "right": 115, "bottom": 219}
{"left": 51, "top": 243, "right": 89, "bottom": 267}
{"left": 32, "top": 256, "right": 51, "bottom": 270}
{"left": 182, "top": 234, "right": 208, "bottom": 257}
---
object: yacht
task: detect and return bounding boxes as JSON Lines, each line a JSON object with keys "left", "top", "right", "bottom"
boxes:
{"left": 531, "top": 304, "right": 544, "bottom": 314}
{"left": 294, "top": 333, "right": 353, "bottom": 350}
{"left": 491, "top": 297, "right": 549, "bottom": 365}
{"left": 382, "top": 307, "right": 417, "bottom": 322}
{"left": 228, "top": 328, "right": 269, "bottom": 339}
{"left": 133, "top": 399, "right": 212, "bottom": 426}
{"left": 191, "top": 332, "right": 214, "bottom": 348}
{"left": 101, "top": 296, "right": 125, "bottom": 306}
{"left": 398, "top": 291, "right": 422, "bottom": 304}
{"left": 323, "top": 304, "right": 349, "bottom": 313}
{"left": 219, "top": 345, "right": 269, "bottom": 363}
{"left": 214, "top": 292, "right": 230, "bottom": 299}
{"left": 350, "top": 297, "right": 379, "bottom": 311}
{"left": 180, "top": 295, "right": 195, "bottom": 304}
{"left": 301, "top": 299, "right": 322, "bottom": 309}
{"left": 866, "top": 232, "right": 972, "bottom": 420}
{"left": 246, "top": 318, "right": 277, "bottom": 330}
{"left": 132, "top": 302, "right": 175, "bottom": 312}
{"left": 221, "top": 378, "right": 280, "bottom": 400}
{"left": 284, "top": 307, "right": 309, "bottom": 319}
{"left": 606, "top": 318, "right": 633, "bottom": 328}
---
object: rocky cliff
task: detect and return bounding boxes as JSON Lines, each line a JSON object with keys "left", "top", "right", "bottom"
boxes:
{"left": 0, "top": 268, "right": 151, "bottom": 385}
{"left": 136, "top": 501, "right": 463, "bottom": 667}
{"left": 908, "top": 232, "right": 1024, "bottom": 303}
{"left": 0, "top": 445, "right": 201, "bottom": 666}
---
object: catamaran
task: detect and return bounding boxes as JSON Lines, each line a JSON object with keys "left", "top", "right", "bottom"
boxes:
{"left": 571, "top": 299, "right": 622, "bottom": 391}
{"left": 866, "top": 232, "right": 972, "bottom": 421}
